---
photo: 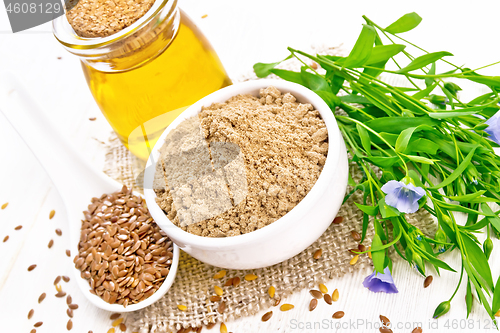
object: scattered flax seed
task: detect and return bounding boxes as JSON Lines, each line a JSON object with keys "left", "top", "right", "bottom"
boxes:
{"left": 213, "top": 270, "right": 226, "bottom": 279}
{"left": 280, "top": 304, "right": 294, "bottom": 311}
{"left": 332, "top": 311, "right": 344, "bottom": 319}
{"left": 1, "top": 202, "right": 8, "bottom": 209}
{"left": 351, "top": 230, "right": 361, "bottom": 241}
{"left": 56, "top": 291, "right": 67, "bottom": 298}
{"left": 379, "top": 327, "right": 393, "bottom": 333}
{"left": 368, "top": 247, "right": 372, "bottom": 259}
{"left": 358, "top": 244, "right": 366, "bottom": 252}
{"left": 28, "top": 264, "right": 37, "bottom": 271}
{"left": 313, "top": 249, "right": 322, "bottom": 260}
{"left": 201, "top": 14, "right": 208, "bottom": 18}
{"left": 319, "top": 284, "right": 328, "bottom": 294}
{"left": 324, "top": 293, "right": 333, "bottom": 305}
{"left": 67, "top": 319, "right": 73, "bottom": 330}
{"left": 63, "top": 276, "right": 70, "bottom": 282}
{"left": 333, "top": 216, "right": 343, "bottom": 224}
{"left": 67, "top": 295, "right": 72, "bottom": 304}
{"left": 210, "top": 295, "right": 221, "bottom": 302}
{"left": 48, "top": 239, "right": 54, "bottom": 248}
{"left": 268, "top": 286, "right": 276, "bottom": 298}
{"left": 245, "top": 274, "right": 258, "bottom": 281}
{"left": 69, "top": 304, "right": 79, "bottom": 309}
{"left": 110, "top": 313, "right": 121, "bottom": 320}
{"left": 112, "top": 318, "right": 123, "bottom": 327}
{"left": 38, "top": 293, "right": 46, "bottom": 303}
{"left": 224, "top": 278, "right": 234, "bottom": 286}
{"left": 309, "top": 299, "right": 318, "bottom": 311}
{"left": 332, "top": 289, "right": 339, "bottom": 302}
{"left": 31, "top": 329, "right": 36, "bottom": 333}
{"left": 49, "top": 210, "right": 56, "bottom": 219}
{"left": 261, "top": 311, "right": 273, "bottom": 322}
{"left": 56, "top": 228, "right": 62, "bottom": 236}
{"left": 67, "top": 309, "right": 73, "bottom": 318}
{"left": 232, "top": 277, "right": 240, "bottom": 286}
{"left": 28, "top": 309, "right": 34, "bottom": 319}
{"left": 89, "top": 117, "right": 96, "bottom": 121}
{"left": 311, "top": 62, "right": 318, "bottom": 70}
{"left": 107, "top": 329, "right": 115, "bottom": 333}
{"left": 206, "top": 323, "right": 216, "bottom": 329}
{"left": 119, "top": 323, "right": 126, "bottom": 331}
{"left": 411, "top": 327, "right": 423, "bottom": 333}
{"left": 214, "top": 286, "right": 223, "bottom": 296}
{"left": 177, "top": 304, "right": 187, "bottom": 311}
{"left": 15, "top": 225, "right": 23, "bottom": 230}
{"left": 55, "top": 283, "right": 62, "bottom": 292}
{"left": 495, "top": 310, "right": 500, "bottom": 317}
{"left": 217, "top": 301, "right": 226, "bottom": 314}
{"left": 274, "top": 298, "right": 281, "bottom": 307}
{"left": 380, "top": 315, "right": 390, "bottom": 326}
{"left": 424, "top": 275, "right": 433, "bottom": 288}
{"left": 65, "top": 249, "right": 71, "bottom": 257}
{"left": 57, "top": 57, "right": 62, "bottom": 60}
{"left": 34, "top": 322, "right": 43, "bottom": 327}
{"left": 350, "top": 255, "right": 359, "bottom": 265}
{"left": 310, "top": 290, "right": 322, "bottom": 299}
{"left": 220, "top": 322, "right": 228, "bottom": 333}
{"left": 3, "top": 235, "right": 8, "bottom": 242}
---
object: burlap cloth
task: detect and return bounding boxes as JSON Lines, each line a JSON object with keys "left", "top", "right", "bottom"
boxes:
{"left": 103, "top": 45, "right": 437, "bottom": 332}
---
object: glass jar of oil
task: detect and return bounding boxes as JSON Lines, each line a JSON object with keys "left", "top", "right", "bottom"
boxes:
{"left": 53, "top": 0, "right": 231, "bottom": 160}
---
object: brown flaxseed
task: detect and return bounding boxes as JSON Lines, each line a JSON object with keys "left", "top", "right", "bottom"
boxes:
{"left": 67, "top": 319, "right": 73, "bottom": 330}
{"left": 48, "top": 239, "right": 54, "bottom": 248}
{"left": 38, "top": 293, "right": 46, "bottom": 303}
{"left": 89, "top": 117, "right": 96, "bottom": 121}
{"left": 324, "top": 293, "right": 332, "bottom": 305}
{"left": 309, "top": 299, "right": 318, "bottom": 311}
{"left": 54, "top": 276, "right": 61, "bottom": 285}
{"left": 217, "top": 301, "right": 226, "bottom": 314}
{"left": 332, "top": 311, "right": 344, "bottom": 319}
{"left": 65, "top": 249, "right": 71, "bottom": 257}
{"left": 67, "top": 308, "right": 73, "bottom": 318}
{"left": 3, "top": 235, "right": 8, "bottom": 242}
{"left": 332, "top": 216, "right": 343, "bottom": 224}
{"left": 313, "top": 249, "right": 322, "bottom": 260}
{"left": 63, "top": 276, "right": 70, "bottom": 282}
{"left": 232, "top": 277, "right": 240, "bottom": 287}
{"left": 224, "top": 278, "right": 234, "bottom": 287}
{"left": 28, "top": 264, "right": 37, "bottom": 271}
{"left": 206, "top": 323, "right": 216, "bottom": 329}
{"left": 30, "top": 329, "right": 36, "bottom": 333}
{"left": 210, "top": 296, "right": 221, "bottom": 302}
{"left": 15, "top": 225, "right": 22, "bottom": 230}
{"left": 380, "top": 315, "right": 390, "bottom": 326}
{"left": 412, "top": 327, "right": 423, "bottom": 333}
{"left": 351, "top": 230, "right": 361, "bottom": 241}
{"left": 379, "top": 327, "right": 393, "bottom": 333}
{"left": 119, "top": 323, "right": 126, "bottom": 331}
{"left": 424, "top": 275, "right": 433, "bottom": 288}
{"left": 261, "top": 311, "right": 273, "bottom": 322}
{"left": 56, "top": 291, "right": 67, "bottom": 298}
{"left": 34, "top": 322, "right": 43, "bottom": 327}
{"left": 69, "top": 304, "right": 79, "bottom": 310}
{"left": 310, "top": 290, "right": 322, "bottom": 299}
{"left": 55, "top": 228, "right": 62, "bottom": 236}
{"left": 110, "top": 313, "right": 121, "bottom": 320}
{"left": 67, "top": 295, "right": 72, "bottom": 304}
{"left": 28, "top": 309, "right": 34, "bottom": 319}
{"left": 358, "top": 244, "right": 366, "bottom": 252}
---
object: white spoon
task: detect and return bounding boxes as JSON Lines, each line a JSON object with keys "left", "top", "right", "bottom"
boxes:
{"left": 0, "top": 73, "right": 179, "bottom": 312}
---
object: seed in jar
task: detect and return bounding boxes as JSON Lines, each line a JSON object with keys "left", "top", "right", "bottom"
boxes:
{"left": 268, "top": 286, "right": 275, "bottom": 298}
{"left": 15, "top": 225, "right": 23, "bottom": 230}
{"left": 220, "top": 322, "right": 227, "bottom": 333}
{"left": 351, "top": 230, "right": 361, "bottom": 241}
{"left": 332, "top": 311, "right": 344, "bottom": 319}
{"left": 380, "top": 327, "right": 393, "bottom": 333}
{"left": 56, "top": 228, "right": 63, "bottom": 236}
{"left": 56, "top": 291, "right": 67, "bottom": 297}
{"left": 38, "top": 293, "right": 46, "bottom": 303}
{"left": 66, "top": 249, "right": 71, "bottom": 257}
{"left": 350, "top": 255, "right": 359, "bottom": 265}
{"left": 310, "top": 290, "right": 322, "bottom": 299}
{"left": 34, "top": 322, "right": 43, "bottom": 327}
{"left": 224, "top": 278, "right": 234, "bottom": 286}
{"left": 28, "top": 309, "right": 34, "bottom": 319}
{"left": 424, "top": 275, "right": 433, "bottom": 288}
{"left": 261, "top": 311, "right": 273, "bottom": 322}
{"left": 213, "top": 270, "right": 226, "bottom": 279}
{"left": 214, "top": 286, "right": 223, "bottom": 296}
{"left": 380, "top": 315, "right": 390, "bottom": 326}
{"left": 1, "top": 202, "right": 8, "bottom": 209}
{"left": 119, "top": 323, "right": 126, "bottom": 331}
{"left": 313, "top": 249, "right": 322, "bottom": 260}
{"left": 110, "top": 313, "right": 121, "bottom": 320}
{"left": 245, "top": 274, "right": 258, "bottom": 281}
{"left": 324, "top": 293, "right": 332, "bottom": 305}
{"left": 67, "top": 309, "right": 73, "bottom": 318}
{"left": 28, "top": 264, "right": 37, "bottom": 271}
{"left": 63, "top": 276, "right": 70, "bottom": 282}
{"left": 67, "top": 319, "right": 73, "bottom": 330}
{"left": 49, "top": 210, "right": 56, "bottom": 219}
{"left": 309, "top": 299, "right": 318, "bottom": 311}
{"left": 232, "top": 277, "right": 240, "bottom": 286}
{"left": 333, "top": 216, "right": 343, "bottom": 224}
{"left": 280, "top": 304, "right": 294, "bottom": 311}
{"left": 412, "top": 328, "right": 423, "bottom": 333}
{"left": 217, "top": 301, "right": 226, "bottom": 314}
{"left": 112, "top": 318, "right": 123, "bottom": 327}
{"left": 332, "top": 289, "right": 339, "bottom": 302}
{"left": 3, "top": 235, "right": 9, "bottom": 242}
{"left": 319, "top": 284, "right": 328, "bottom": 294}
{"left": 48, "top": 239, "right": 54, "bottom": 248}
{"left": 177, "top": 304, "right": 187, "bottom": 311}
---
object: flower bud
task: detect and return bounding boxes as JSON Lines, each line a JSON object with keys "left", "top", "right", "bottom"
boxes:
{"left": 433, "top": 300, "right": 451, "bottom": 318}
{"left": 483, "top": 238, "right": 494, "bottom": 260}
{"left": 444, "top": 82, "right": 462, "bottom": 97}
{"left": 435, "top": 229, "right": 447, "bottom": 243}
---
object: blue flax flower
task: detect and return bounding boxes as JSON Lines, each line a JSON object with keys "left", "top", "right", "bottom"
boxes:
{"left": 381, "top": 180, "right": 425, "bottom": 214}
{"left": 485, "top": 111, "right": 500, "bottom": 144}
{"left": 363, "top": 267, "right": 399, "bottom": 293}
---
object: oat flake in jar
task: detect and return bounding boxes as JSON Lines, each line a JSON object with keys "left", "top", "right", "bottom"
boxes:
{"left": 53, "top": 0, "right": 231, "bottom": 160}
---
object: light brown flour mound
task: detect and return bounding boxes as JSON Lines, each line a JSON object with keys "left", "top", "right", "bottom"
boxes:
{"left": 155, "top": 86, "right": 328, "bottom": 237}
{"left": 66, "top": 0, "right": 155, "bottom": 38}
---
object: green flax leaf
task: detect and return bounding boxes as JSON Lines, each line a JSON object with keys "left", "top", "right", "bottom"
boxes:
{"left": 396, "top": 52, "right": 453, "bottom": 73}
{"left": 395, "top": 126, "right": 418, "bottom": 153}
{"left": 354, "top": 203, "right": 379, "bottom": 216}
{"left": 365, "top": 44, "right": 406, "bottom": 65}
{"left": 384, "top": 12, "right": 423, "bottom": 34}
{"left": 466, "top": 279, "right": 473, "bottom": 318}
{"left": 253, "top": 55, "right": 292, "bottom": 78}
{"left": 461, "top": 233, "right": 494, "bottom": 291}
{"left": 493, "top": 275, "right": 500, "bottom": 315}
{"left": 343, "top": 24, "right": 376, "bottom": 68}
{"left": 356, "top": 123, "right": 372, "bottom": 154}
{"left": 269, "top": 69, "right": 303, "bottom": 85}
{"left": 429, "top": 147, "right": 477, "bottom": 189}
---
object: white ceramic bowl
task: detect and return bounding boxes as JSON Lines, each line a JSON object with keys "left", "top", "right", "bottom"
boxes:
{"left": 144, "top": 79, "right": 348, "bottom": 269}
